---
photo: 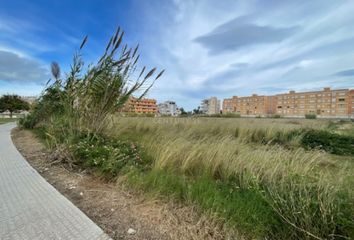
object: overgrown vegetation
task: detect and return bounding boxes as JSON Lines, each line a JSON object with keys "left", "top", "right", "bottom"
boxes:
{"left": 302, "top": 129, "right": 354, "bottom": 155}
{"left": 210, "top": 113, "right": 241, "bottom": 118}
{"left": 305, "top": 113, "right": 317, "bottom": 119}
{"left": 20, "top": 27, "right": 163, "bottom": 132}
{"left": 20, "top": 27, "right": 354, "bottom": 239}
{"left": 109, "top": 118, "right": 354, "bottom": 239}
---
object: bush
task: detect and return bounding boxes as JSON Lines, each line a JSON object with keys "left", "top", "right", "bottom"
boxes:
{"left": 18, "top": 86, "right": 64, "bottom": 129}
{"left": 70, "top": 133, "right": 150, "bottom": 177}
{"left": 301, "top": 129, "right": 354, "bottom": 155}
{"left": 19, "top": 114, "right": 37, "bottom": 129}
{"left": 305, "top": 113, "right": 317, "bottom": 119}
{"left": 271, "top": 114, "right": 281, "bottom": 118}
{"left": 224, "top": 113, "right": 241, "bottom": 118}
{"left": 203, "top": 113, "right": 241, "bottom": 118}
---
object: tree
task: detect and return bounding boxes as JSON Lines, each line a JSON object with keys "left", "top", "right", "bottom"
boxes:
{"left": 179, "top": 107, "right": 187, "bottom": 115}
{"left": 0, "top": 94, "right": 30, "bottom": 118}
{"left": 193, "top": 106, "right": 201, "bottom": 115}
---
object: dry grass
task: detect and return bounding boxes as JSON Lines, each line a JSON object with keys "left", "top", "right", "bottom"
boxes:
{"left": 107, "top": 117, "right": 354, "bottom": 239}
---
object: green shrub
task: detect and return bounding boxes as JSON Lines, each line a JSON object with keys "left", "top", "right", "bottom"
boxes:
{"left": 204, "top": 113, "right": 241, "bottom": 118}
{"left": 301, "top": 129, "right": 354, "bottom": 155}
{"left": 19, "top": 114, "right": 37, "bottom": 129}
{"left": 271, "top": 114, "right": 281, "bottom": 118}
{"left": 70, "top": 133, "right": 149, "bottom": 177}
{"left": 224, "top": 113, "right": 241, "bottom": 118}
{"left": 305, "top": 113, "right": 317, "bottom": 119}
{"left": 18, "top": 86, "right": 64, "bottom": 129}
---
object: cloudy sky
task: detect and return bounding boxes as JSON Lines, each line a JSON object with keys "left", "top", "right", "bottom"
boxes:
{"left": 0, "top": 0, "right": 353, "bottom": 110}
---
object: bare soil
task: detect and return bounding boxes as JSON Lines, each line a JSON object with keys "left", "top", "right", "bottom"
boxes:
{"left": 11, "top": 128, "right": 235, "bottom": 240}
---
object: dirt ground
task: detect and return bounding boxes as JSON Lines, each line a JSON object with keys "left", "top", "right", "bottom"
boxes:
{"left": 11, "top": 128, "right": 236, "bottom": 240}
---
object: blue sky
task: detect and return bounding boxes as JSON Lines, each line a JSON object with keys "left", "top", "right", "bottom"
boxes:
{"left": 0, "top": 0, "right": 353, "bottom": 110}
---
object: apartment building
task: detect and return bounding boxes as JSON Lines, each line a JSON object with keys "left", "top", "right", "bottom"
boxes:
{"left": 349, "top": 90, "right": 354, "bottom": 118}
{"left": 222, "top": 97, "right": 235, "bottom": 113}
{"left": 158, "top": 101, "right": 180, "bottom": 116}
{"left": 222, "top": 87, "right": 353, "bottom": 118}
{"left": 123, "top": 97, "right": 157, "bottom": 114}
{"left": 223, "top": 95, "right": 276, "bottom": 116}
{"left": 201, "top": 97, "right": 220, "bottom": 114}
{"left": 275, "top": 88, "right": 350, "bottom": 117}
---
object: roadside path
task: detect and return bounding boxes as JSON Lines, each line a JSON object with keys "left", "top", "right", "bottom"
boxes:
{"left": 0, "top": 123, "right": 111, "bottom": 240}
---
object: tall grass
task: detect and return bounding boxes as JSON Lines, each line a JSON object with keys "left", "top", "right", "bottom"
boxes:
{"left": 20, "top": 27, "right": 163, "bottom": 135}
{"left": 110, "top": 117, "right": 354, "bottom": 239}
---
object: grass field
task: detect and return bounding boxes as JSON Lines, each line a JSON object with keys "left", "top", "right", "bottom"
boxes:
{"left": 0, "top": 118, "right": 16, "bottom": 124}
{"left": 98, "top": 117, "right": 353, "bottom": 239}
{"left": 29, "top": 114, "right": 354, "bottom": 239}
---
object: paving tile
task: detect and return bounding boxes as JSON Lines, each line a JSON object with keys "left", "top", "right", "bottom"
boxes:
{"left": 0, "top": 123, "right": 111, "bottom": 240}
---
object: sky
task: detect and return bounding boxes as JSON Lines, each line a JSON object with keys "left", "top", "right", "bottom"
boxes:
{"left": 0, "top": 0, "right": 354, "bottom": 110}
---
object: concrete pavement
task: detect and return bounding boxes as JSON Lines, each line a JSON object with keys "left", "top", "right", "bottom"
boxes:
{"left": 0, "top": 123, "right": 111, "bottom": 240}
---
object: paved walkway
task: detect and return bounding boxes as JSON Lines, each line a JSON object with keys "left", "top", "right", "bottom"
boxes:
{"left": 0, "top": 123, "right": 111, "bottom": 240}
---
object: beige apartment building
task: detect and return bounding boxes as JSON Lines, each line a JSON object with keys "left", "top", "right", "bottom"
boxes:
{"left": 223, "top": 95, "right": 276, "bottom": 116}
{"left": 223, "top": 87, "right": 354, "bottom": 118}
{"left": 201, "top": 97, "right": 220, "bottom": 114}
{"left": 275, "top": 88, "right": 351, "bottom": 117}
{"left": 349, "top": 90, "right": 354, "bottom": 117}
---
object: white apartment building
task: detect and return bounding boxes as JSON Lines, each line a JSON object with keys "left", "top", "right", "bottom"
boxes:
{"left": 201, "top": 97, "right": 221, "bottom": 115}
{"left": 158, "top": 101, "right": 180, "bottom": 116}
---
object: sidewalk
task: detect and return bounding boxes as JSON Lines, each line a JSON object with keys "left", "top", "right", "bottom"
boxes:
{"left": 0, "top": 123, "right": 111, "bottom": 240}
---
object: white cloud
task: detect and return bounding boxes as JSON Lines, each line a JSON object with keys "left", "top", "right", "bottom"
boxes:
{"left": 141, "top": 0, "right": 354, "bottom": 109}
{"left": 0, "top": 50, "right": 50, "bottom": 83}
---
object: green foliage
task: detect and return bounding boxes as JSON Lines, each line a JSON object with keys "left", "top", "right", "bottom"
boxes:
{"left": 192, "top": 106, "right": 201, "bottom": 115}
{"left": 305, "top": 113, "right": 317, "bottom": 119}
{"left": 32, "top": 114, "right": 354, "bottom": 239}
{"left": 111, "top": 117, "right": 354, "bottom": 239}
{"left": 0, "top": 94, "right": 29, "bottom": 117}
{"left": 179, "top": 107, "right": 187, "bottom": 115}
{"left": 19, "top": 114, "right": 37, "bottom": 129}
{"left": 70, "top": 133, "right": 149, "bottom": 177}
{"left": 126, "top": 169, "right": 285, "bottom": 238}
{"left": 271, "top": 114, "right": 281, "bottom": 118}
{"left": 124, "top": 112, "right": 155, "bottom": 117}
{"left": 301, "top": 129, "right": 354, "bottom": 155}
{"left": 223, "top": 113, "right": 241, "bottom": 118}
{"left": 20, "top": 26, "right": 163, "bottom": 134}
{"left": 202, "top": 113, "right": 241, "bottom": 118}
{"left": 19, "top": 86, "right": 64, "bottom": 128}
